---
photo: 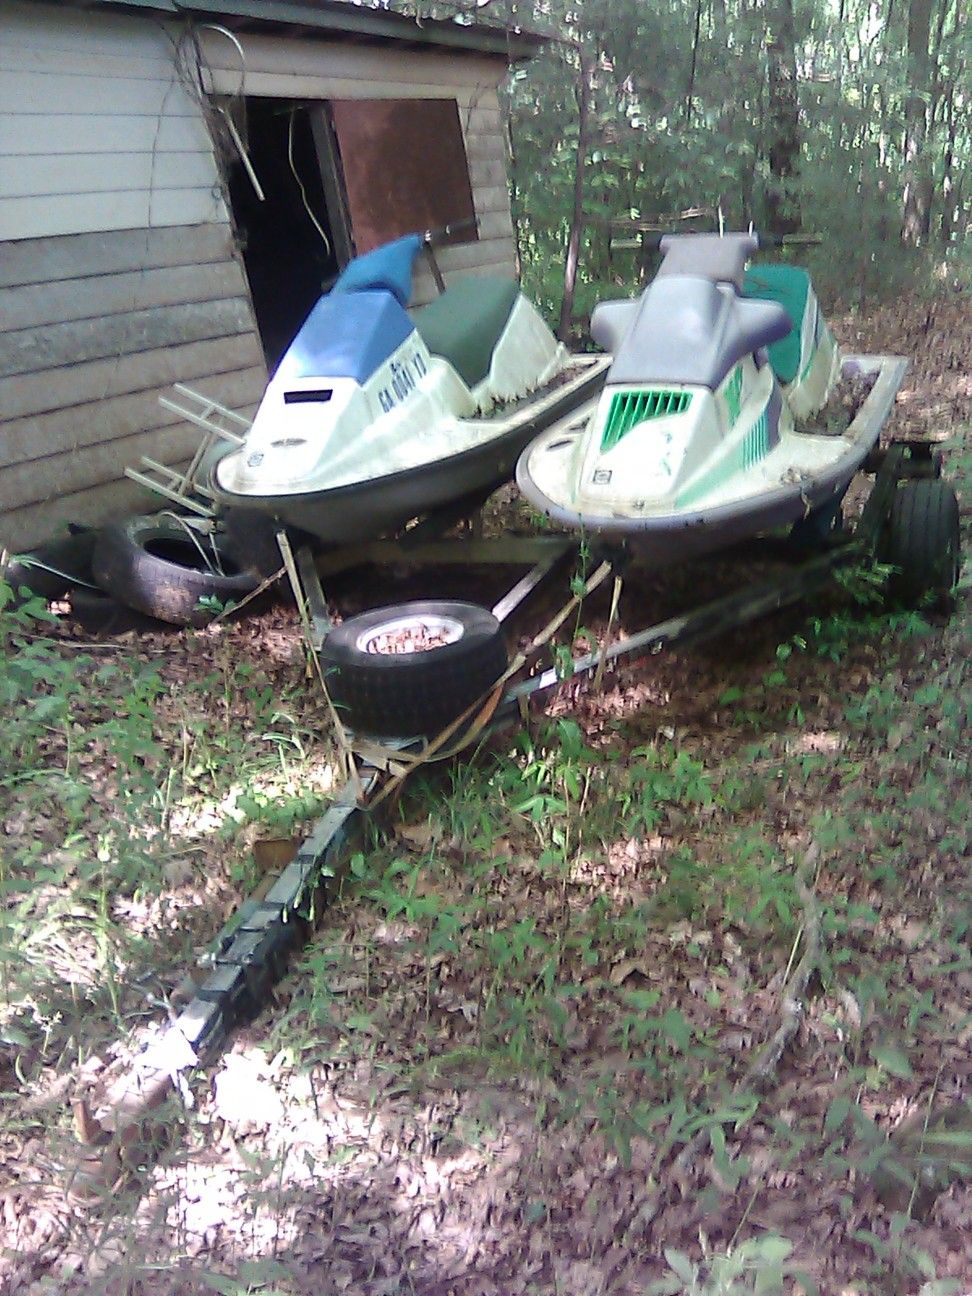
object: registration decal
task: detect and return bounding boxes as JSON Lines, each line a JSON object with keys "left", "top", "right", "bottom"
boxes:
{"left": 377, "top": 346, "right": 428, "bottom": 414}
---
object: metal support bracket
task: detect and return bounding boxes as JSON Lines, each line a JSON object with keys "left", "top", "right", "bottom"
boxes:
{"left": 125, "top": 383, "right": 252, "bottom": 515}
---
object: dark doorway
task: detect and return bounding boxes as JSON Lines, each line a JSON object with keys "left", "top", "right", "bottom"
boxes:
{"left": 227, "top": 99, "right": 341, "bottom": 372}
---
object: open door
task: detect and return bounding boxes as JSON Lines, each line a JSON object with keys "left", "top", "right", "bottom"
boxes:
{"left": 328, "top": 98, "right": 477, "bottom": 253}
{"left": 225, "top": 99, "right": 344, "bottom": 372}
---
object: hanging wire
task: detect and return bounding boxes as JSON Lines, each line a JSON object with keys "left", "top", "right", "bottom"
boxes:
{"left": 198, "top": 22, "right": 247, "bottom": 94}
{"left": 159, "top": 511, "right": 225, "bottom": 577}
{"left": 288, "top": 108, "right": 332, "bottom": 257}
{"left": 3, "top": 555, "right": 100, "bottom": 590}
{"left": 191, "top": 23, "right": 267, "bottom": 204}
{"left": 220, "top": 106, "right": 265, "bottom": 202}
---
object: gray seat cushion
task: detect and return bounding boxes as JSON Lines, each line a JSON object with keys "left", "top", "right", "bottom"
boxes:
{"left": 590, "top": 299, "right": 640, "bottom": 354}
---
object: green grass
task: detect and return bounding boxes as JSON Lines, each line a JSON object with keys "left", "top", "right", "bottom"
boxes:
{"left": 0, "top": 585, "right": 338, "bottom": 1063}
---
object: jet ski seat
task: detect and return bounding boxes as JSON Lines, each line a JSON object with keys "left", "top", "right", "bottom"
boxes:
{"left": 327, "top": 237, "right": 520, "bottom": 390}
{"left": 412, "top": 276, "right": 520, "bottom": 390}
{"left": 742, "top": 265, "right": 811, "bottom": 384}
{"left": 594, "top": 276, "right": 792, "bottom": 391}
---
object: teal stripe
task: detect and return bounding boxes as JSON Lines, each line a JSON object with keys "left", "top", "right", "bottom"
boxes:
{"left": 677, "top": 404, "right": 772, "bottom": 507}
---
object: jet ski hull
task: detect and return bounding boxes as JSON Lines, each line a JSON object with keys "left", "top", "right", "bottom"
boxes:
{"left": 214, "top": 357, "right": 610, "bottom": 544}
{"left": 517, "top": 355, "right": 907, "bottom": 564}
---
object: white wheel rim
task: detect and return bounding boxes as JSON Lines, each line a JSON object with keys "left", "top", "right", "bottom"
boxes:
{"left": 357, "top": 614, "right": 465, "bottom": 655}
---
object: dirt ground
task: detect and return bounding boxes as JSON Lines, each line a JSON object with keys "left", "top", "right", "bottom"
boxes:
{"left": 1, "top": 288, "right": 970, "bottom": 1296}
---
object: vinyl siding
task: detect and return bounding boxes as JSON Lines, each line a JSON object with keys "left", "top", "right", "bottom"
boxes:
{"left": 0, "top": 2, "right": 226, "bottom": 241}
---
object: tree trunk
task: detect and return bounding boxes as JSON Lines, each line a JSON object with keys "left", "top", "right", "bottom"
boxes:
{"left": 932, "top": 0, "right": 962, "bottom": 247}
{"left": 765, "top": 0, "right": 801, "bottom": 235}
{"left": 505, "top": 110, "right": 523, "bottom": 277}
{"left": 939, "top": 79, "right": 957, "bottom": 246}
{"left": 685, "top": 0, "right": 704, "bottom": 124}
{"left": 559, "top": 49, "right": 592, "bottom": 342}
{"left": 901, "top": 0, "right": 935, "bottom": 245}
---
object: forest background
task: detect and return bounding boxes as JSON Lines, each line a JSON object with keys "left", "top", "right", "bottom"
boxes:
{"left": 434, "top": 0, "right": 969, "bottom": 329}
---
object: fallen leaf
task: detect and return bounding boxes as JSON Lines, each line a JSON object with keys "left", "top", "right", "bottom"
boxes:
{"left": 609, "top": 957, "right": 655, "bottom": 986}
{"left": 396, "top": 821, "right": 435, "bottom": 852}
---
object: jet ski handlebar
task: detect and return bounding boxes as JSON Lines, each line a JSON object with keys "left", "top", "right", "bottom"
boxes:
{"left": 422, "top": 217, "right": 479, "bottom": 246}
{"left": 636, "top": 230, "right": 820, "bottom": 252}
{"left": 635, "top": 231, "right": 822, "bottom": 292}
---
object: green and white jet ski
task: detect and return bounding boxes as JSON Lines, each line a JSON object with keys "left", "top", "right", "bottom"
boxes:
{"left": 517, "top": 232, "right": 901, "bottom": 561}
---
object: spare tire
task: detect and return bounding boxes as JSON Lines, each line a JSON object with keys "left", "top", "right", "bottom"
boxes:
{"left": 93, "top": 514, "right": 261, "bottom": 627}
{"left": 320, "top": 600, "right": 508, "bottom": 738}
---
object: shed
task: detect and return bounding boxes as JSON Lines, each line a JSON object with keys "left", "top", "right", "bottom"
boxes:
{"left": 0, "top": 0, "right": 545, "bottom": 551}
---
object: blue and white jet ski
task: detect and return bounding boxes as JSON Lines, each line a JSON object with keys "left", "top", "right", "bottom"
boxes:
{"left": 213, "top": 233, "right": 609, "bottom": 542}
{"left": 517, "top": 233, "right": 905, "bottom": 561}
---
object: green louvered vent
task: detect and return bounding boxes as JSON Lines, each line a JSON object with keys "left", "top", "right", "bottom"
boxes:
{"left": 742, "top": 410, "right": 770, "bottom": 469}
{"left": 723, "top": 365, "right": 744, "bottom": 426}
{"left": 601, "top": 389, "right": 691, "bottom": 452}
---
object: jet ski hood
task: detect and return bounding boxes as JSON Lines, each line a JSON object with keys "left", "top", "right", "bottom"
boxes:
{"left": 591, "top": 277, "right": 791, "bottom": 390}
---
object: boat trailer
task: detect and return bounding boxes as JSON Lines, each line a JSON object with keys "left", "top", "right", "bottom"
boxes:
{"left": 70, "top": 353, "right": 962, "bottom": 1197}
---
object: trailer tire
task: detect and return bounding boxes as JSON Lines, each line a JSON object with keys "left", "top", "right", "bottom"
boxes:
{"left": 69, "top": 585, "right": 167, "bottom": 634}
{"left": 881, "top": 480, "right": 960, "bottom": 605}
{"left": 320, "top": 600, "right": 508, "bottom": 738}
{"left": 93, "top": 514, "right": 262, "bottom": 627}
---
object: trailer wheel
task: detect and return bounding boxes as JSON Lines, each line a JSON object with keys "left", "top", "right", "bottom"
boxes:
{"left": 320, "top": 600, "right": 508, "bottom": 738}
{"left": 881, "top": 479, "right": 960, "bottom": 605}
{"left": 93, "top": 514, "right": 261, "bottom": 627}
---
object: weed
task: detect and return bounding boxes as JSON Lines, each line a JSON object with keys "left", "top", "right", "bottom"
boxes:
{"left": 646, "top": 1234, "right": 801, "bottom": 1295}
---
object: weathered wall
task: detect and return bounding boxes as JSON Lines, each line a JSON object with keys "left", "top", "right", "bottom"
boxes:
{"left": 0, "top": 2, "right": 258, "bottom": 549}
{"left": 0, "top": 1, "right": 227, "bottom": 240}
{"left": 0, "top": 225, "right": 266, "bottom": 549}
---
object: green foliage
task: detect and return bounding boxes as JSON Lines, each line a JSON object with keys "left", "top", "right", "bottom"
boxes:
{"left": 0, "top": 584, "right": 330, "bottom": 1058}
{"left": 495, "top": 0, "right": 970, "bottom": 324}
{"left": 647, "top": 1235, "right": 799, "bottom": 1296}
{"left": 194, "top": 592, "right": 238, "bottom": 619}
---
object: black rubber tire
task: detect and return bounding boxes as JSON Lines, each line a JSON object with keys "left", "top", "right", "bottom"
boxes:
{"left": 92, "top": 514, "right": 261, "bottom": 627}
{"left": 2, "top": 528, "right": 97, "bottom": 603}
{"left": 320, "top": 600, "right": 508, "bottom": 737}
{"left": 881, "top": 479, "right": 961, "bottom": 605}
{"left": 68, "top": 585, "right": 167, "bottom": 634}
